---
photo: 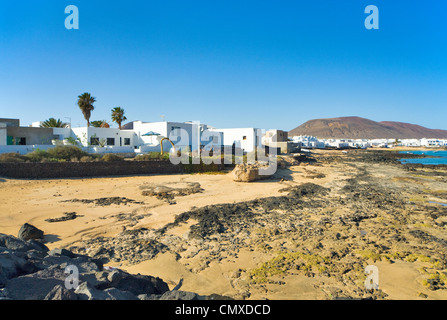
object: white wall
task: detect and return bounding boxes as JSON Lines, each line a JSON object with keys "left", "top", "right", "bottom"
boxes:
{"left": 53, "top": 128, "right": 75, "bottom": 141}
{"left": 0, "top": 145, "right": 54, "bottom": 155}
{"left": 0, "top": 123, "right": 6, "bottom": 146}
{"left": 87, "top": 146, "right": 136, "bottom": 154}
{"left": 70, "top": 127, "right": 137, "bottom": 148}
{"left": 133, "top": 121, "right": 169, "bottom": 146}
{"left": 132, "top": 121, "right": 215, "bottom": 152}
{"left": 210, "top": 128, "right": 260, "bottom": 152}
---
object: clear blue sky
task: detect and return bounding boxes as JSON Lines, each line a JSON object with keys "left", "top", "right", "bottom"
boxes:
{"left": 0, "top": 0, "right": 446, "bottom": 131}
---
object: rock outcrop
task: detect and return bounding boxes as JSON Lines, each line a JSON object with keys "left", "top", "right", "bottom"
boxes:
{"left": 231, "top": 162, "right": 275, "bottom": 182}
{"left": 0, "top": 233, "right": 224, "bottom": 300}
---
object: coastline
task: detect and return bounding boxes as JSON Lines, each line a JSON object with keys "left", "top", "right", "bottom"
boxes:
{"left": 1, "top": 149, "right": 447, "bottom": 299}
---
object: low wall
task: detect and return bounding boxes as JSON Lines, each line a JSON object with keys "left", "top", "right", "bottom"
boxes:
{"left": 0, "top": 160, "right": 225, "bottom": 179}
{"left": 0, "top": 145, "right": 138, "bottom": 156}
{"left": 0, "top": 160, "right": 184, "bottom": 179}
{"left": 0, "top": 145, "right": 51, "bottom": 155}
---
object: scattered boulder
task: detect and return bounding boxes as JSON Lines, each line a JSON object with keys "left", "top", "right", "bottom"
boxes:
{"left": 231, "top": 162, "right": 275, "bottom": 182}
{"left": 74, "top": 282, "right": 138, "bottom": 300}
{"left": 44, "top": 284, "right": 78, "bottom": 300}
{"left": 140, "top": 182, "right": 204, "bottom": 204}
{"left": 159, "top": 290, "right": 199, "bottom": 300}
{"left": 0, "top": 251, "right": 36, "bottom": 285}
{"left": 18, "top": 224, "right": 44, "bottom": 241}
{"left": 0, "top": 234, "right": 48, "bottom": 253}
{"left": 48, "top": 248, "right": 76, "bottom": 259}
{"left": 45, "top": 212, "right": 81, "bottom": 223}
{"left": 232, "top": 163, "right": 258, "bottom": 182}
{"left": 102, "top": 287, "right": 139, "bottom": 300}
{"left": 74, "top": 282, "right": 110, "bottom": 300}
{"left": 5, "top": 266, "right": 67, "bottom": 300}
{"left": 107, "top": 269, "right": 169, "bottom": 295}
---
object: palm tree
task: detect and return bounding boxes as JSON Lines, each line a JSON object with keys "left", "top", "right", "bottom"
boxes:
{"left": 40, "top": 118, "right": 68, "bottom": 128}
{"left": 77, "top": 93, "right": 96, "bottom": 127}
{"left": 111, "top": 107, "right": 127, "bottom": 130}
{"left": 91, "top": 120, "right": 110, "bottom": 128}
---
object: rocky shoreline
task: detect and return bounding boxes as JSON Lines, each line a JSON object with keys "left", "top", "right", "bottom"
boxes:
{"left": 2, "top": 149, "right": 447, "bottom": 300}
{"left": 69, "top": 149, "right": 447, "bottom": 299}
{"left": 0, "top": 232, "right": 230, "bottom": 300}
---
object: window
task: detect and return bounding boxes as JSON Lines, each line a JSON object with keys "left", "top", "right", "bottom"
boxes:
{"left": 243, "top": 136, "right": 247, "bottom": 140}
{"left": 16, "top": 137, "right": 26, "bottom": 145}
{"left": 90, "top": 137, "right": 99, "bottom": 145}
{"left": 107, "top": 138, "right": 115, "bottom": 146}
{"left": 124, "top": 138, "right": 131, "bottom": 146}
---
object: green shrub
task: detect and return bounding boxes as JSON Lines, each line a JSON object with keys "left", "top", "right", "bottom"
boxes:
{"left": 0, "top": 153, "right": 26, "bottom": 163}
{"left": 101, "top": 153, "right": 124, "bottom": 162}
{"left": 135, "top": 152, "right": 170, "bottom": 161}
{"left": 64, "top": 137, "right": 78, "bottom": 145}
{"left": 46, "top": 146, "right": 88, "bottom": 161}
{"left": 80, "top": 156, "right": 95, "bottom": 162}
{"left": 24, "top": 149, "right": 49, "bottom": 162}
{"left": 39, "top": 157, "right": 66, "bottom": 163}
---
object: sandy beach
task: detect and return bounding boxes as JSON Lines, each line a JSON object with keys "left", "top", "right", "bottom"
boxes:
{"left": 1, "top": 149, "right": 447, "bottom": 300}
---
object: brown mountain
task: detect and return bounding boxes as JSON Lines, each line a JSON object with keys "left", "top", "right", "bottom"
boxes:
{"left": 288, "top": 116, "right": 447, "bottom": 139}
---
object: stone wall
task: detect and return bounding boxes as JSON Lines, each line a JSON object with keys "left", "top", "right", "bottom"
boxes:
{"left": 0, "top": 160, "right": 185, "bottom": 179}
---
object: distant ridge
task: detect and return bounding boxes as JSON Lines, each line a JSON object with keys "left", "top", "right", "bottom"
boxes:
{"left": 288, "top": 116, "right": 447, "bottom": 139}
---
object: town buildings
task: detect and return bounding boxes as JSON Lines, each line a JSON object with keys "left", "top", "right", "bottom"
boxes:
{"left": 1, "top": 117, "right": 446, "bottom": 156}
{"left": 0, "top": 118, "right": 272, "bottom": 156}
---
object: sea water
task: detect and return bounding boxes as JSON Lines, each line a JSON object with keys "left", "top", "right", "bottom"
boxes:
{"left": 399, "top": 150, "right": 447, "bottom": 165}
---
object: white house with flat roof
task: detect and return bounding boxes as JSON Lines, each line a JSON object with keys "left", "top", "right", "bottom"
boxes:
{"left": 132, "top": 120, "right": 223, "bottom": 153}
{"left": 52, "top": 127, "right": 137, "bottom": 153}
{"left": 209, "top": 127, "right": 261, "bottom": 153}
{"left": 292, "top": 135, "right": 325, "bottom": 149}
{"left": 421, "top": 138, "right": 447, "bottom": 147}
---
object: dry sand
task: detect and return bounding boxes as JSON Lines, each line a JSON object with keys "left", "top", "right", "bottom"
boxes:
{"left": 1, "top": 149, "right": 447, "bottom": 300}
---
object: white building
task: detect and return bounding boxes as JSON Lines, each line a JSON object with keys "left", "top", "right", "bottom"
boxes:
{"left": 369, "top": 139, "right": 393, "bottom": 148}
{"left": 52, "top": 127, "right": 137, "bottom": 153}
{"left": 291, "top": 135, "right": 325, "bottom": 149}
{"left": 421, "top": 138, "right": 447, "bottom": 147}
{"left": 322, "top": 139, "right": 349, "bottom": 149}
{"left": 349, "top": 139, "right": 371, "bottom": 149}
{"left": 400, "top": 139, "right": 422, "bottom": 147}
{"left": 131, "top": 121, "right": 223, "bottom": 154}
{"left": 262, "top": 129, "right": 289, "bottom": 154}
{"left": 209, "top": 127, "right": 261, "bottom": 153}
{"left": 263, "top": 130, "right": 288, "bottom": 144}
